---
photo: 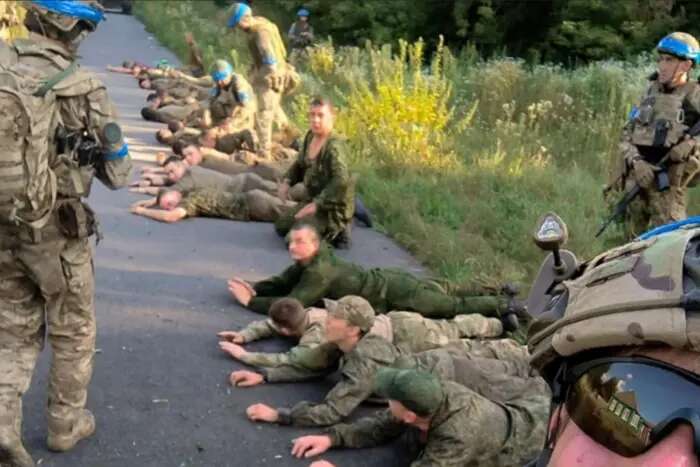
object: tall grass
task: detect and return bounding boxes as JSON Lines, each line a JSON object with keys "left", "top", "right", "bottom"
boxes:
{"left": 133, "top": 1, "right": 700, "bottom": 286}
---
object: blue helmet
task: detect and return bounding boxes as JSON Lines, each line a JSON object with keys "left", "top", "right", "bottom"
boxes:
{"left": 657, "top": 32, "right": 700, "bottom": 63}
{"left": 297, "top": 8, "right": 310, "bottom": 17}
{"left": 210, "top": 60, "right": 234, "bottom": 82}
{"left": 227, "top": 2, "right": 252, "bottom": 28}
{"left": 30, "top": 0, "right": 105, "bottom": 30}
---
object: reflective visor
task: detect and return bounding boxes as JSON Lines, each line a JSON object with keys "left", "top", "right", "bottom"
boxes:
{"left": 565, "top": 358, "right": 700, "bottom": 457}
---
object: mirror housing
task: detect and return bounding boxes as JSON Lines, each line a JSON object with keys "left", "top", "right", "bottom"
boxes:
{"left": 533, "top": 212, "right": 568, "bottom": 252}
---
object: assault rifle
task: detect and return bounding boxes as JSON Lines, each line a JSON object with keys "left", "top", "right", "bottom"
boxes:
{"left": 596, "top": 120, "right": 700, "bottom": 238}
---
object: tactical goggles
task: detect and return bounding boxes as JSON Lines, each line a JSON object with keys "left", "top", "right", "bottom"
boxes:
{"left": 551, "top": 357, "right": 700, "bottom": 459}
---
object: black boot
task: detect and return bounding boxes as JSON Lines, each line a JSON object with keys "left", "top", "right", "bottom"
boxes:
{"left": 332, "top": 226, "right": 352, "bottom": 249}
{"left": 354, "top": 196, "right": 373, "bottom": 228}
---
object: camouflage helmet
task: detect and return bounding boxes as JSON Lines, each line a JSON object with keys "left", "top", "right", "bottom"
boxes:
{"left": 657, "top": 32, "right": 700, "bottom": 63}
{"left": 529, "top": 221, "right": 700, "bottom": 381}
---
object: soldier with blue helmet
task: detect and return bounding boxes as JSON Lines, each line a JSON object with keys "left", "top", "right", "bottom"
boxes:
{"left": 608, "top": 32, "right": 700, "bottom": 238}
{"left": 288, "top": 7, "right": 314, "bottom": 50}
{"left": 227, "top": 2, "right": 300, "bottom": 160}
{"left": 0, "top": 2, "right": 131, "bottom": 465}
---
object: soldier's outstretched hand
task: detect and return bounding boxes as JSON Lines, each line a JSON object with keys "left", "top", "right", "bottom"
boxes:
{"left": 246, "top": 403, "right": 279, "bottom": 423}
{"left": 228, "top": 279, "right": 253, "bottom": 306}
{"left": 217, "top": 330, "right": 245, "bottom": 343}
{"left": 230, "top": 370, "right": 264, "bottom": 387}
{"left": 309, "top": 461, "right": 336, "bottom": 467}
{"left": 292, "top": 435, "right": 332, "bottom": 459}
{"left": 219, "top": 341, "right": 248, "bottom": 360}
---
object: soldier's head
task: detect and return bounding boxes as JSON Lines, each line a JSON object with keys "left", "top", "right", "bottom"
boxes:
{"left": 227, "top": 2, "right": 252, "bottom": 31}
{"left": 164, "top": 160, "right": 187, "bottom": 183}
{"left": 296, "top": 8, "right": 309, "bottom": 23}
{"left": 210, "top": 60, "right": 234, "bottom": 88}
{"left": 138, "top": 78, "right": 152, "bottom": 90}
{"left": 155, "top": 128, "right": 174, "bottom": 145}
{"left": 374, "top": 367, "right": 444, "bottom": 427}
{"left": 308, "top": 96, "right": 335, "bottom": 137}
{"left": 288, "top": 222, "right": 321, "bottom": 263}
{"left": 157, "top": 189, "right": 182, "bottom": 210}
{"left": 323, "top": 296, "right": 375, "bottom": 348}
{"left": 656, "top": 32, "right": 699, "bottom": 87}
{"left": 25, "top": 0, "right": 105, "bottom": 51}
{"left": 181, "top": 144, "right": 203, "bottom": 166}
{"left": 528, "top": 224, "right": 700, "bottom": 466}
{"left": 269, "top": 298, "right": 307, "bottom": 336}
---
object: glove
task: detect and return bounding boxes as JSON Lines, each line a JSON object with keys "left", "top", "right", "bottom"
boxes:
{"left": 265, "top": 71, "right": 285, "bottom": 93}
{"left": 668, "top": 138, "right": 696, "bottom": 163}
{"left": 632, "top": 159, "right": 656, "bottom": 188}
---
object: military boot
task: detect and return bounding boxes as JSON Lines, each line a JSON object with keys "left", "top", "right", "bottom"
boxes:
{"left": 0, "top": 433, "right": 34, "bottom": 467}
{"left": 46, "top": 409, "right": 95, "bottom": 452}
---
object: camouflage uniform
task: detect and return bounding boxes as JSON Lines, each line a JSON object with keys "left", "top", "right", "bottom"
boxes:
{"left": 235, "top": 307, "right": 502, "bottom": 374}
{"left": 244, "top": 16, "right": 300, "bottom": 157}
{"left": 207, "top": 73, "right": 256, "bottom": 132}
{"left": 248, "top": 245, "right": 509, "bottom": 318}
{"left": 173, "top": 166, "right": 277, "bottom": 196}
{"left": 179, "top": 187, "right": 290, "bottom": 222}
{"left": 327, "top": 360, "right": 548, "bottom": 467}
{"left": 274, "top": 132, "right": 355, "bottom": 243}
{"left": 0, "top": 30, "right": 131, "bottom": 459}
{"left": 613, "top": 79, "right": 700, "bottom": 237}
{"left": 199, "top": 155, "right": 286, "bottom": 182}
{"left": 287, "top": 21, "right": 314, "bottom": 49}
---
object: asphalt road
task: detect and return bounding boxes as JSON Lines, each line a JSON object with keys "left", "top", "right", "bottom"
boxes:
{"left": 21, "top": 12, "right": 423, "bottom": 467}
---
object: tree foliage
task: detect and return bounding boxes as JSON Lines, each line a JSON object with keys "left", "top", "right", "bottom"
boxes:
{"left": 244, "top": 0, "right": 700, "bottom": 63}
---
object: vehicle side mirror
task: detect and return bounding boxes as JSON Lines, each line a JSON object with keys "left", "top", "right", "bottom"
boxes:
{"left": 533, "top": 212, "right": 568, "bottom": 252}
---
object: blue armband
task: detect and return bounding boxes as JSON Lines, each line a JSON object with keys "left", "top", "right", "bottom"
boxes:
{"left": 262, "top": 56, "right": 277, "bottom": 66}
{"left": 104, "top": 143, "right": 129, "bottom": 161}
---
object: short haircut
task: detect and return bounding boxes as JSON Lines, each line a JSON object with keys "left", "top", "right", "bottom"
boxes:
{"left": 310, "top": 96, "right": 335, "bottom": 112}
{"left": 162, "top": 155, "right": 182, "bottom": 167}
{"left": 172, "top": 141, "right": 185, "bottom": 156}
{"left": 290, "top": 221, "right": 321, "bottom": 243}
{"left": 269, "top": 298, "right": 306, "bottom": 329}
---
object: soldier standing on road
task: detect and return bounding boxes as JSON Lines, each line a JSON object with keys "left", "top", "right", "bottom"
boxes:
{"left": 0, "top": 1, "right": 132, "bottom": 465}
{"left": 227, "top": 2, "right": 300, "bottom": 160}
{"left": 608, "top": 32, "right": 700, "bottom": 238}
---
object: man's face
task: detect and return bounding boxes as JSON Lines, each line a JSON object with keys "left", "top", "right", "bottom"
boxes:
{"left": 324, "top": 314, "right": 353, "bottom": 344}
{"left": 165, "top": 162, "right": 186, "bottom": 182}
{"left": 216, "top": 75, "right": 232, "bottom": 88}
{"left": 288, "top": 228, "right": 320, "bottom": 262}
{"left": 308, "top": 104, "right": 334, "bottom": 136}
{"left": 159, "top": 191, "right": 182, "bottom": 210}
{"left": 657, "top": 53, "right": 692, "bottom": 86}
{"left": 238, "top": 15, "right": 252, "bottom": 31}
{"left": 546, "top": 347, "right": 700, "bottom": 467}
{"left": 139, "top": 79, "right": 152, "bottom": 89}
{"left": 299, "top": 16, "right": 308, "bottom": 23}
{"left": 182, "top": 145, "right": 202, "bottom": 166}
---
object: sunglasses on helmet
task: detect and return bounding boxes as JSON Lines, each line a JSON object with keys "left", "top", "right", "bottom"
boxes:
{"left": 529, "top": 356, "right": 700, "bottom": 466}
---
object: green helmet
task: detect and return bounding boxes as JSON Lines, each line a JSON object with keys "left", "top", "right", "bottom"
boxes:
{"left": 657, "top": 32, "right": 700, "bottom": 63}
{"left": 529, "top": 223, "right": 700, "bottom": 381}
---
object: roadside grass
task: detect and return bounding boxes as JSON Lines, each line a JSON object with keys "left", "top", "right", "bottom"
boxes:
{"left": 133, "top": 0, "right": 700, "bottom": 285}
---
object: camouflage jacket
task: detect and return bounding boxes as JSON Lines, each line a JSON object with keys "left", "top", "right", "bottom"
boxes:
{"left": 285, "top": 132, "right": 354, "bottom": 224}
{"left": 179, "top": 188, "right": 249, "bottom": 220}
{"left": 246, "top": 16, "right": 287, "bottom": 72}
{"left": 327, "top": 381, "right": 529, "bottom": 467}
{"left": 236, "top": 307, "right": 341, "bottom": 370}
{"left": 2, "top": 33, "right": 132, "bottom": 200}
{"left": 209, "top": 73, "right": 256, "bottom": 128}
{"left": 275, "top": 333, "right": 400, "bottom": 426}
{"left": 173, "top": 166, "right": 235, "bottom": 194}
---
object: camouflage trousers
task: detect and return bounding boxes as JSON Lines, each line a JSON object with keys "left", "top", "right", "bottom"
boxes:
{"left": 0, "top": 233, "right": 95, "bottom": 449}
{"left": 253, "top": 76, "right": 289, "bottom": 158}
{"left": 388, "top": 311, "right": 503, "bottom": 354}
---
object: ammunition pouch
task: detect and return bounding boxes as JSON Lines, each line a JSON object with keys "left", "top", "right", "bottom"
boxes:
{"left": 57, "top": 199, "right": 97, "bottom": 239}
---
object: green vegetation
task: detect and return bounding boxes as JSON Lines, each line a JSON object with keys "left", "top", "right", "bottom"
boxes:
{"left": 133, "top": 0, "right": 700, "bottom": 286}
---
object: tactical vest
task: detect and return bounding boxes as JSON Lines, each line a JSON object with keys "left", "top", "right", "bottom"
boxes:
{"left": 529, "top": 228, "right": 694, "bottom": 372}
{"left": 629, "top": 81, "right": 697, "bottom": 148}
{"left": 248, "top": 17, "right": 287, "bottom": 69}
